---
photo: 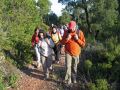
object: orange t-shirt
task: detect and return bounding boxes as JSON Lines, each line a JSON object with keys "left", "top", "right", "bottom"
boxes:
{"left": 61, "top": 30, "right": 85, "bottom": 56}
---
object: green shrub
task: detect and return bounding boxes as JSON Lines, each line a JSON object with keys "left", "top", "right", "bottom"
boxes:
{"left": 0, "top": 82, "right": 6, "bottom": 90}
{"left": 87, "top": 82, "right": 96, "bottom": 90}
{"left": 0, "top": 71, "right": 6, "bottom": 90}
{"left": 7, "top": 73, "right": 18, "bottom": 88}
{"left": 84, "top": 59, "right": 93, "bottom": 70}
{"left": 96, "top": 79, "right": 109, "bottom": 90}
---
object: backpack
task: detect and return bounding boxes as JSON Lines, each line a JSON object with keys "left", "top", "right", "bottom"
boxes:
{"left": 45, "top": 38, "right": 55, "bottom": 49}
{"left": 51, "top": 31, "right": 61, "bottom": 44}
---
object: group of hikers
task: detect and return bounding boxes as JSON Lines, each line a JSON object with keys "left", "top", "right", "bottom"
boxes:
{"left": 31, "top": 20, "right": 86, "bottom": 85}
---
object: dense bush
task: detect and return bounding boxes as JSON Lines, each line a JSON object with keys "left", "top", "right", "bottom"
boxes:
{"left": 0, "top": 0, "right": 120, "bottom": 89}
{"left": 78, "top": 32, "right": 120, "bottom": 89}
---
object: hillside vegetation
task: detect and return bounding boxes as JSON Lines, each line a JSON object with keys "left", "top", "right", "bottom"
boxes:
{"left": 0, "top": 0, "right": 120, "bottom": 90}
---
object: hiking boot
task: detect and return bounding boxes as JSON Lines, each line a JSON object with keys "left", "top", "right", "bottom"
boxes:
{"left": 72, "top": 74, "right": 77, "bottom": 83}
{"left": 64, "top": 79, "right": 71, "bottom": 85}
{"left": 49, "top": 65, "right": 53, "bottom": 70}
{"left": 73, "top": 80, "right": 77, "bottom": 84}
{"left": 44, "top": 74, "right": 49, "bottom": 80}
{"left": 49, "top": 66, "right": 54, "bottom": 73}
{"left": 49, "top": 68, "right": 54, "bottom": 72}
{"left": 37, "top": 63, "right": 42, "bottom": 69}
{"left": 55, "top": 61, "right": 60, "bottom": 64}
{"left": 67, "top": 79, "right": 72, "bottom": 85}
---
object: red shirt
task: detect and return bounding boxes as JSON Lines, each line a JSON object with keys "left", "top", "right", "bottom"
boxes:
{"left": 31, "top": 33, "right": 39, "bottom": 47}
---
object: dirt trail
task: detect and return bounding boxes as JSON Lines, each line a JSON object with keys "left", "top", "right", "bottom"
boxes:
{"left": 7, "top": 53, "right": 81, "bottom": 90}
{"left": 8, "top": 63, "right": 59, "bottom": 90}
{"left": 8, "top": 54, "right": 65, "bottom": 90}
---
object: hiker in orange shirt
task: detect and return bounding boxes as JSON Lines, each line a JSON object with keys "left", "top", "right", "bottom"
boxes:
{"left": 61, "top": 21, "right": 85, "bottom": 85}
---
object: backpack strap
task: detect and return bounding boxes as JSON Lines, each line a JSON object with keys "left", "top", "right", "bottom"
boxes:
{"left": 76, "top": 29, "right": 81, "bottom": 38}
{"left": 57, "top": 32, "right": 60, "bottom": 41}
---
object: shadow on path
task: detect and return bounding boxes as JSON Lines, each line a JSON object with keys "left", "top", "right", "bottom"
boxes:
{"left": 20, "top": 66, "right": 44, "bottom": 80}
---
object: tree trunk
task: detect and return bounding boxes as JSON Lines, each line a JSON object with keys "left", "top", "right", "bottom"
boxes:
{"left": 82, "top": 0, "right": 91, "bottom": 33}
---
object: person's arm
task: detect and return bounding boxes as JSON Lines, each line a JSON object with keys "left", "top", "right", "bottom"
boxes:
{"left": 58, "top": 32, "right": 62, "bottom": 41}
{"left": 45, "top": 38, "right": 55, "bottom": 48}
{"left": 60, "top": 31, "right": 71, "bottom": 45}
{"left": 31, "top": 34, "right": 35, "bottom": 47}
{"left": 76, "top": 31, "right": 85, "bottom": 47}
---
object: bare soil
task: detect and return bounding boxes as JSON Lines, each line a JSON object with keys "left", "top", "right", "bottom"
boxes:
{"left": 7, "top": 54, "right": 81, "bottom": 90}
{"left": 7, "top": 54, "right": 65, "bottom": 90}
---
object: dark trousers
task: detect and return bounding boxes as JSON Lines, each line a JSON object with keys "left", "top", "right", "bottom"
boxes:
{"left": 53, "top": 44, "right": 61, "bottom": 61}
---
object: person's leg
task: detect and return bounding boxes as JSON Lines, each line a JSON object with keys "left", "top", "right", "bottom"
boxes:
{"left": 53, "top": 45, "right": 57, "bottom": 61}
{"left": 41, "top": 55, "right": 48, "bottom": 79}
{"left": 34, "top": 45, "right": 41, "bottom": 68}
{"left": 65, "top": 53, "right": 72, "bottom": 84}
{"left": 47, "top": 55, "right": 53, "bottom": 70}
{"left": 46, "top": 55, "right": 53, "bottom": 78}
{"left": 60, "top": 45, "right": 65, "bottom": 54}
{"left": 56, "top": 44, "right": 61, "bottom": 63}
{"left": 72, "top": 55, "right": 79, "bottom": 83}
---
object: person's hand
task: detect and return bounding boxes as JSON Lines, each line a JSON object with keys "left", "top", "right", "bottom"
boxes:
{"left": 74, "top": 34, "right": 79, "bottom": 40}
{"left": 66, "top": 34, "right": 71, "bottom": 41}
